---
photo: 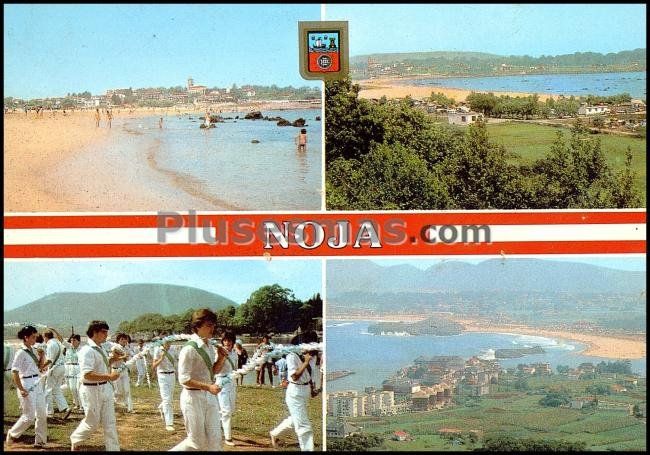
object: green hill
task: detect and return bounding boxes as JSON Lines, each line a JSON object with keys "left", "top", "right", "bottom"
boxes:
{"left": 350, "top": 48, "right": 646, "bottom": 75}
{"left": 4, "top": 283, "right": 237, "bottom": 333}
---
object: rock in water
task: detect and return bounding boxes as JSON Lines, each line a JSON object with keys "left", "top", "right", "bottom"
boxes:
{"left": 292, "top": 118, "right": 306, "bottom": 127}
{"left": 244, "top": 111, "right": 263, "bottom": 120}
{"left": 251, "top": 139, "right": 260, "bottom": 143}
{"left": 315, "top": 116, "right": 321, "bottom": 121}
{"left": 276, "top": 118, "right": 291, "bottom": 126}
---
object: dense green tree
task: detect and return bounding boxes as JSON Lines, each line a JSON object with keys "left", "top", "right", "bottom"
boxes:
{"left": 429, "top": 91, "right": 456, "bottom": 107}
{"left": 539, "top": 391, "right": 571, "bottom": 407}
{"left": 479, "top": 435, "right": 587, "bottom": 451}
{"left": 234, "top": 284, "right": 299, "bottom": 335}
{"left": 444, "top": 120, "right": 526, "bottom": 209}
{"left": 556, "top": 365, "right": 570, "bottom": 374}
{"left": 325, "top": 78, "right": 384, "bottom": 163}
{"left": 611, "top": 148, "right": 641, "bottom": 208}
{"left": 328, "top": 433, "right": 385, "bottom": 451}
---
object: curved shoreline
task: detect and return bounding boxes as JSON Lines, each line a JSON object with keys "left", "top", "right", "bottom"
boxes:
{"left": 328, "top": 316, "right": 646, "bottom": 360}
{"left": 144, "top": 137, "right": 242, "bottom": 211}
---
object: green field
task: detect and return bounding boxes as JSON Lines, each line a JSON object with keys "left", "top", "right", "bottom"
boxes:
{"left": 343, "top": 375, "right": 646, "bottom": 451}
{"left": 3, "top": 378, "right": 322, "bottom": 451}
{"left": 485, "top": 122, "right": 647, "bottom": 204}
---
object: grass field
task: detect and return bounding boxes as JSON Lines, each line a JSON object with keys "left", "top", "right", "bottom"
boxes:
{"left": 3, "top": 376, "right": 322, "bottom": 451}
{"left": 344, "top": 375, "right": 646, "bottom": 451}
{"left": 485, "top": 122, "right": 647, "bottom": 204}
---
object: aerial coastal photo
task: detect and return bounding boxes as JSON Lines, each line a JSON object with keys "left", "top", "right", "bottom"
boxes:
{"left": 324, "top": 4, "right": 646, "bottom": 209}
{"left": 4, "top": 259, "right": 323, "bottom": 451}
{"left": 325, "top": 257, "right": 646, "bottom": 451}
{"left": 4, "top": 5, "right": 322, "bottom": 212}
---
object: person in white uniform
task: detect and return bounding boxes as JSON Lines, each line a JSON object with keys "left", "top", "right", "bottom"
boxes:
{"left": 269, "top": 331, "right": 320, "bottom": 451}
{"left": 170, "top": 308, "right": 228, "bottom": 451}
{"left": 63, "top": 334, "right": 82, "bottom": 412}
{"left": 151, "top": 338, "right": 177, "bottom": 431}
{"left": 215, "top": 330, "right": 239, "bottom": 446}
{"left": 70, "top": 320, "right": 121, "bottom": 451}
{"left": 134, "top": 339, "right": 147, "bottom": 387}
{"left": 6, "top": 325, "right": 48, "bottom": 448}
{"left": 4, "top": 342, "right": 17, "bottom": 415}
{"left": 42, "top": 329, "right": 70, "bottom": 417}
{"left": 112, "top": 333, "right": 134, "bottom": 413}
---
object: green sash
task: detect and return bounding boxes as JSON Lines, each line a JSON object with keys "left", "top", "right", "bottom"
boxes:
{"left": 92, "top": 346, "right": 110, "bottom": 370}
{"left": 225, "top": 353, "right": 236, "bottom": 371}
{"left": 162, "top": 349, "right": 175, "bottom": 370}
{"left": 23, "top": 347, "right": 40, "bottom": 368}
{"left": 51, "top": 340, "right": 62, "bottom": 366}
{"left": 185, "top": 341, "right": 213, "bottom": 382}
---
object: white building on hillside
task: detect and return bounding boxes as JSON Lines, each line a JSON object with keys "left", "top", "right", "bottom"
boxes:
{"left": 578, "top": 103, "right": 610, "bottom": 116}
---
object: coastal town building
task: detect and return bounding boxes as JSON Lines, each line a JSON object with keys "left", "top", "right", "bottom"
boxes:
{"left": 327, "top": 391, "right": 360, "bottom": 417}
{"left": 327, "top": 390, "right": 396, "bottom": 417}
{"left": 411, "top": 383, "right": 453, "bottom": 410}
{"left": 447, "top": 110, "right": 484, "bottom": 125}
{"left": 187, "top": 76, "right": 208, "bottom": 95}
{"left": 578, "top": 103, "right": 610, "bottom": 116}
{"left": 392, "top": 430, "right": 410, "bottom": 441}
{"left": 326, "top": 420, "right": 361, "bottom": 439}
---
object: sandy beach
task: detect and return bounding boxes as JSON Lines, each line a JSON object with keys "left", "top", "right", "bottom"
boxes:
{"left": 356, "top": 77, "right": 555, "bottom": 102}
{"left": 4, "top": 101, "right": 321, "bottom": 212}
{"left": 4, "top": 111, "right": 111, "bottom": 212}
{"left": 328, "top": 314, "right": 646, "bottom": 360}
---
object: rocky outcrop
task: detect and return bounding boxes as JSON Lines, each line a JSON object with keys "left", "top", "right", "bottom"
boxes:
{"left": 244, "top": 111, "right": 263, "bottom": 120}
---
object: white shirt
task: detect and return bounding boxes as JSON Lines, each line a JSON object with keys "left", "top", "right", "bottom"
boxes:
{"left": 177, "top": 334, "right": 215, "bottom": 385}
{"left": 11, "top": 343, "right": 41, "bottom": 378}
{"left": 79, "top": 339, "right": 111, "bottom": 380}
{"left": 216, "top": 349, "right": 238, "bottom": 377}
{"left": 286, "top": 352, "right": 315, "bottom": 385}
{"left": 45, "top": 338, "right": 64, "bottom": 366}
{"left": 153, "top": 346, "right": 176, "bottom": 373}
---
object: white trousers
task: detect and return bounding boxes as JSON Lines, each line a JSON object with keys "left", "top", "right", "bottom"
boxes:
{"left": 170, "top": 389, "right": 222, "bottom": 451}
{"left": 8, "top": 377, "right": 47, "bottom": 444}
{"left": 157, "top": 372, "right": 175, "bottom": 426}
{"left": 65, "top": 364, "right": 81, "bottom": 409}
{"left": 45, "top": 364, "right": 68, "bottom": 414}
{"left": 114, "top": 370, "right": 133, "bottom": 411}
{"left": 270, "top": 383, "right": 313, "bottom": 451}
{"left": 135, "top": 359, "right": 146, "bottom": 386}
{"left": 70, "top": 383, "right": 120, "bottom": 451}
{"left": 217, "top": 379, "right": 237, "bottom": 440}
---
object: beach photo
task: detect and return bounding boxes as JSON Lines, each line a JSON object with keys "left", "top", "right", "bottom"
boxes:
{"left": 4, "top": 259, "right": 323, "bottom": 451}
{"left": 324, "top": 4, "right": 646, "bottom": 209}
{"left": 4, "top": 5, "right": 323, "bottom": 212}
{"left": 325, "top": 257, "right": 646, "bottom": 451}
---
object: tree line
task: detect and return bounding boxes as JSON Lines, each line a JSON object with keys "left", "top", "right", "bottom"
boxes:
{"left": 117, "top": 285, "right": 322, "bottom": 336}
{"left": 465, "top": 92, "right": 633, "bottom": 119}
{"left": 325, "top": 78, "right": 641, "bottom": 210}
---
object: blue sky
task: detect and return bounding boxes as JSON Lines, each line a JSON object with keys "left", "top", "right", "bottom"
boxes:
{"left": 371, "top": 256, "right": 647, "bottom": 272}
{"left": 324, "top": 4, "right": 646, "bottom": 57}
{"left": 4, "top": 259, "right": 323, "bottom": 311}
{"left": 4, "top": 4, "right": 321, "bottom": 99}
